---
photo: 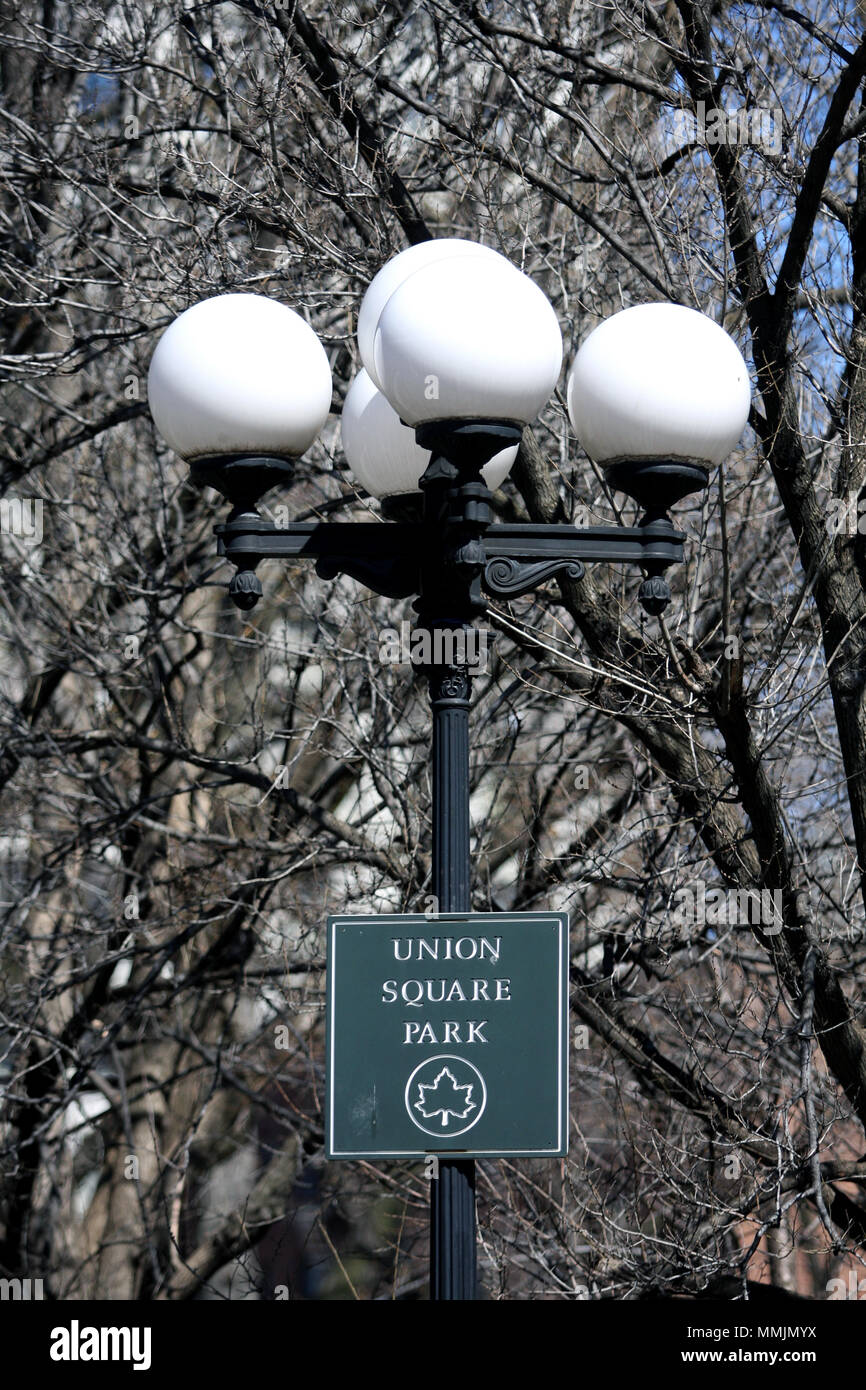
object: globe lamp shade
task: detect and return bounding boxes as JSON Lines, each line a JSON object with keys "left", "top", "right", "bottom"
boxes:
{"left": 147, "top": 293, "right": 333, "bottom": 461}
{"left": 567, "top": 303, "right": 751, "bottom": 469}
{"left": 373, "top": 257, "right": 563, "bottom": 427}
{"left": 358, "top": 239, "right": 516, "bottom": 391}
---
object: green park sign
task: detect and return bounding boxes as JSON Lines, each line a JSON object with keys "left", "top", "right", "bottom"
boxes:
{"left": 326, "top": 911, "right": 569, "bottom": 1159}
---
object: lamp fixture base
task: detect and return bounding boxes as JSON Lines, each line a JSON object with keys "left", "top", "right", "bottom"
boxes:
{"left": 603, "top": 457, "right": 709, "bottom": 518}
{"left": 190, "top": 455, "right": 297, "bottom": 614}
{"left": 381, "top": 492, "right": 424, "bottom": 523}
{"left": 189, "top": 454, "right": 296, "bottom": 513}
{"left": 414, "top": 418, "right": 523, "bottom": 472}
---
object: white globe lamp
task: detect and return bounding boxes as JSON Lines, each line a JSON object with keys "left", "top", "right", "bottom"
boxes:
{"left": 357, "top": 239, "right": 515, "bottom": 390}
{"left": 373, "top": 256, "right": 563, "bottom": 427}
{"left": 567, "top": 303, "right": 750, "bottom": 514}
{"left": 148, "top": 293, "right": 333, "bottom": 517}
{"left": 148, "top": 293, "right": 332, "bottom": 460}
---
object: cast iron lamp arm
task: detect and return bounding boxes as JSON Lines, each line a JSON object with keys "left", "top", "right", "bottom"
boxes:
{"left": 207, "top": 450, "right": 692, "bottom": 618}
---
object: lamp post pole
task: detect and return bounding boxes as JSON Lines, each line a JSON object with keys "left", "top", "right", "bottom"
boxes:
{"left": 416, "top": 420, "right": 521, "bottom": 1299}
{"left": 427, "top": 655, "right": 475, "bottom": 1299}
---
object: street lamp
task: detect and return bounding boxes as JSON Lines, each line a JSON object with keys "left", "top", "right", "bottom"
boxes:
{"left": 567, "top": 302, "right": 752, "bottom": 514}
{"left": 147, "top": 247, "right": 750, "bottom": 1301}
{"left": 356, "top": 236, "right": 518, "bottom": 392}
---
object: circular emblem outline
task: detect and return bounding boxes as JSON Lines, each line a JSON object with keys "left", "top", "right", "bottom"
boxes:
{"left": 405, "top": 1054, "right": 487, "bottom": 1138}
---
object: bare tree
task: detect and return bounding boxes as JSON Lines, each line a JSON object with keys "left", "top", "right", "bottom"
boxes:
{"left": 2, "top": 0, "right": 866, "bottom": 1300}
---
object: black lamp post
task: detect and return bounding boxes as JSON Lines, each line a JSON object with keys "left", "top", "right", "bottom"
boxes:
{"left": 147, "top": 253, "right": 751, "bottom": 1301}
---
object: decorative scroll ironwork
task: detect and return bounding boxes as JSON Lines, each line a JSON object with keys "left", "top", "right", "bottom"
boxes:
{"left": 429, "top": 667, "right": 472, "bottom": 702}
{"left": 483, "top": 557, "right": 585, "bottom": 599}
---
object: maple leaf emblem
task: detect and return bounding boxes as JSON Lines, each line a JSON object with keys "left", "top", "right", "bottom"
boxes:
{"left": 414, "top": 1066, "right": 477, "bottom": 1128}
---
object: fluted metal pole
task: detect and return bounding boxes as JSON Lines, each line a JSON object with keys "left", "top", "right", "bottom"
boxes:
{"left": 428, "top": 661, "right": 476, "bottom": 1300}
{"left": 415, "top": 422, "right": 518, "bottom": 1301}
